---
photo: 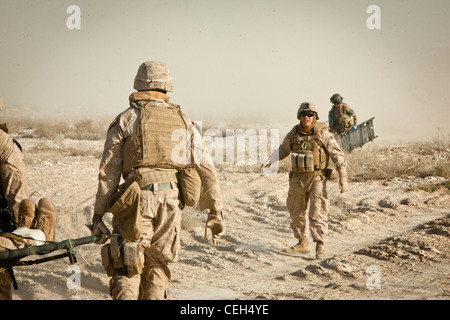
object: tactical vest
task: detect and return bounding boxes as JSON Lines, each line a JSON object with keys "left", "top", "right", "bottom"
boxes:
{"left": 291, "top": 122, "right": 328, "bottom": 173}
{"left": 122, "top": 101, "right": 188, "bottom": 179}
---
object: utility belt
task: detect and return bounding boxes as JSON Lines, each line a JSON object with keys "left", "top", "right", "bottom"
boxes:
{"left": 290, "top": 168, "right": 333, "bottom": 179}
{"left": 141, "top": 182, "right": 176, "bottom": 192}
{"left": 126, "top": 168, "right": 179, "bottom": 189}
{"left": 127, "top": 166, "right": 200, "bottom": 206}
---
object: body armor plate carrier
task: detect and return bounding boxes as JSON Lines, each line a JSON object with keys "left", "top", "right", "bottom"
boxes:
{"left": 122, "top": 101, "right": 188, "bottom": 180}
{"left": 291, "top": 122, "right": 329, "bottom": 174}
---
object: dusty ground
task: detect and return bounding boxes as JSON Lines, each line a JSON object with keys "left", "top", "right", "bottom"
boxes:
{"left": 7, "top": 136, "right": 450, "bottom": 301}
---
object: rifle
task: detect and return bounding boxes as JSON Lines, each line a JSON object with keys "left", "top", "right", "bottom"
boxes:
{"left": 0, "top": 234, "right": 102, "bottom": 289}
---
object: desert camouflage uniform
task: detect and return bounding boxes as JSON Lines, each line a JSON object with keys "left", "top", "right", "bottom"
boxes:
{"left": 0, "top": 130, "right": 28, "bottom": 219}
{"left": 94, "top": 91, "right": 223, "bottom": 300}
{"left": 328, "top": 103, "right": 357, "bottom": 135}
{"left": 276, "top": 123, "right": 346, "bottom": 245}
{"left": 0, "top": 129, "right": 28, "bottom": 300}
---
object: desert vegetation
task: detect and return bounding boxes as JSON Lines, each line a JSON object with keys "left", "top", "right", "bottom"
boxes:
{"left": 4, "top": 116, "right": 449, "bottom": 183}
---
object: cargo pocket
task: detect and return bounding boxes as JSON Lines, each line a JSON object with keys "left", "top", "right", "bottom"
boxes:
{"left": 148, "top": 194, "right": 182, "bottom": 263}
{"left": 161, "top": 224, "right": 180, "bottom": 263}
{"left": 161, "top": 196, "right": 182, "bottom": 263}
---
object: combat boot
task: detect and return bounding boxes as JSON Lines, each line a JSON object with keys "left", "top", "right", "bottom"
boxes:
{"left": 17, "top": 199, "right": 36, "bottom": 229}
{"left": 35, "top": 198, "right": 56, "bottom": 241}
{"left": 315, "top": 241, "right": 326, "bottom": 260}
{"left": 284, "top": 237, "right": 310, "bottom": 255}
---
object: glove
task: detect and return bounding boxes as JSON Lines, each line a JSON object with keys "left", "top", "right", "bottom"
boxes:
{"left": 339, "top": 174, "right": 348, "bottom": 193}
{"left": 205, "top": 211, "right": 225, "bottom": 245}
{"left": 261, "top": 159, "right": 271, "bottom": 169}
{"left": 90, "top": 213, "right": 111, "bottom": 244}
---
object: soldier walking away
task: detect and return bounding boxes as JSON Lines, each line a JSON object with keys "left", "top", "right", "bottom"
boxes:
{"left": 91, "top": 61, "right": 225, "bottom": 300}
{"left": 0, "top": 129, "right": 56, "bottom": 300}
{"left": 262, "top": 102, "right": 347, "bottom": 259}
{"left": 328, "top": 94, "right": 357, "bottom": 135}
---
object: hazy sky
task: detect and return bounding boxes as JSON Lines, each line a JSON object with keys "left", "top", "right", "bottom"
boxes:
{"left": 1, "top": 0, "right": 449, "bottom": 142}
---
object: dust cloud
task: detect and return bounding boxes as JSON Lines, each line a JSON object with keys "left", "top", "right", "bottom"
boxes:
{"left": 0, "top": 1, "right": 449, "bottom": 143}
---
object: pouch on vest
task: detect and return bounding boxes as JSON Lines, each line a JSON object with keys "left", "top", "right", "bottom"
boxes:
{"left": 304, "top": 152, "right": 314, "bottom": 172}
{"left": 291, "top": 151, "right": 314, "bottom": 173}
{"left": 108, "top": 181, "right": 142, "bottom": 242}
{"left": 291, "top": 153, "right": 302, "bottom": 172}
{"left": 178, "top": 166, "right": 201, "bottom": 207}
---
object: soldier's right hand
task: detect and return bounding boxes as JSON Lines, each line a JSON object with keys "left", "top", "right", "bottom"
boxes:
{"left": 91, "top": 214, "right": 111, "bottom": 244}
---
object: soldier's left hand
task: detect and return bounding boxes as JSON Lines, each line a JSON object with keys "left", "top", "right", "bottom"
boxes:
{"left": 339, "top": 178, "right": 348, "bottom": 193}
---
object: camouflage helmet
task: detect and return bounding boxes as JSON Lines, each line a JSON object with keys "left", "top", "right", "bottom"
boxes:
{"left": 297, "top": 102, "right": 319, "bottom": 120}
{"left": 133, "top": 61, "right": 173, "bottom": 92}
{"left": 330, "top": 93, "right": 343, "bottom": 104}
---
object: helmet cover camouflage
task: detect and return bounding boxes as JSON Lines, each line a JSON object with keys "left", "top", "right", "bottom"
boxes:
{"left": 133, "top": 61, "right": 173, "bottom": 92}
{"left": 297, "top": 102, "right": 319, "bottom": 120}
